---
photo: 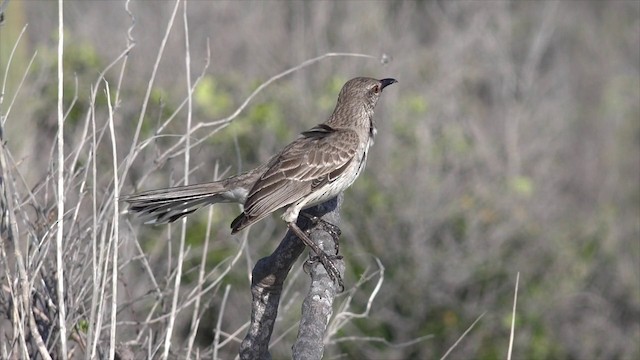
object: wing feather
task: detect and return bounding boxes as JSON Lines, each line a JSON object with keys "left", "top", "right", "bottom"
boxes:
{"left": 238, "top": 127, "right": 360, "bottom": 227}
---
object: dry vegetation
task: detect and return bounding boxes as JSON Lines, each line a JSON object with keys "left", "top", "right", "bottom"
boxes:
{"left": 0, "top": 1, "right": 638, "bottom": 359}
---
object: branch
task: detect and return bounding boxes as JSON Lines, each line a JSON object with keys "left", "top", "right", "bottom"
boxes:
{"left": 240, "top": 195, "right": 344, "bottom": 360}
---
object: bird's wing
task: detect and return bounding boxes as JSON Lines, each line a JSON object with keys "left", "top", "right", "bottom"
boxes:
{"left": 242, "top": 126, "right": 360, "bottom": 219}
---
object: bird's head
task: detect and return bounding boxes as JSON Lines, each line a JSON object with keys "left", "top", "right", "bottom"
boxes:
{"left": 336, "top": 77, "right": 398, "bottom": 112}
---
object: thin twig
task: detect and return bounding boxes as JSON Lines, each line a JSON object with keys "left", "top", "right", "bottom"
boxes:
{"left": 121, "top": 0, "right": 181, "bottom": 193}
{"left": 186, "top": 167, "right": 219, "bottom": 359}
{"left": 114, "top": 0, "right": 135, "bottom": 107}
{"left": 105, "top": 81, "right": 120, "bottom": 360}
{"left": 1, "top": 26, "right": 37, "bottom": 124}
{"left": 164, "top": 0, "right": 191, "bottom": 357}
{"left": 331, "top": 258, "right": 384, "bottom": 322}
{"left": 88, "top": 84, "right": 100, "bottom": 360}
{"left": 440, "top": 312, "right": 486, "bottom": 360}
{"left": 55, "top": 0, "right": 68, "bottom": 357}
{"left": 213, "top": 285, "right": 231, "bottom": 360}
{"left": 331, "top": 334, "right": 433, "bottom": 348}
{"left": 507, "top": 272, "right": 520, "bottom": 360}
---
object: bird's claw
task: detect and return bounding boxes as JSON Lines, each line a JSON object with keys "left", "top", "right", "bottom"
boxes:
{"left": 289, "top": 221, "right": 344, "bottom": 292}
{"left": 306, "top": 253, "right": 344, "bottom": 292}
{"left": 301, "top": 212, "right": 342, "bottom": 254}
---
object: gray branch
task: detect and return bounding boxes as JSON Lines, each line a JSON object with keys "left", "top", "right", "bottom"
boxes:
{"left": 239, "top": 194, "right": 344, "bottom": 360}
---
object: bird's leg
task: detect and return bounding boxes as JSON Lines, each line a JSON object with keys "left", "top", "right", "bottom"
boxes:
{"left": 300, "top": 212, "right": 342, "bottom": 254}
{"left": 287, "top": 222, "right": 344, "bottom": 291}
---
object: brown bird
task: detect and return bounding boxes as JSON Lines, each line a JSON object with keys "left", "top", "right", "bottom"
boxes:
{"left": 124, "top": 77, "right": 397, "bottom": 287}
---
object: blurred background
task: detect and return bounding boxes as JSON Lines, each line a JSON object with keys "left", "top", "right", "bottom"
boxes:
{"left": 1, "top": 1, "right": 638, "bottom": 359}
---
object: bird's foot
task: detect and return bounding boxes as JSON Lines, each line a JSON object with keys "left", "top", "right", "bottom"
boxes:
{"left": 288, "top": 222, "right": 344, "bottom": 292}
{"left": 305, "top": 253, "right": 344, "bottom": 292}
{"left": 300, "top": 212, "right": 342, "bottom": 254}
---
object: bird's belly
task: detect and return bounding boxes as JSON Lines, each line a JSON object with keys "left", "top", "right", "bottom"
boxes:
{"left": 301, "top": 179, "right": 348, "bottom": 209}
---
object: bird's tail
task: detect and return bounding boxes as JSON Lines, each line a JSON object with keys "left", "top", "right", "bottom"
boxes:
{"left": 124, "top": 163, "right": 267, "bottom": 224}
{"left": 123, "top": 181, "right": 238, "bottom": 224}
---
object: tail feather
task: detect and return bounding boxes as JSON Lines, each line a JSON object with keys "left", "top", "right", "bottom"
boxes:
{"left": 124, "top": 182, "right": 233, "bottom": 224}
{"left": 124, "top": 164, "right": 268, "bottom": 225}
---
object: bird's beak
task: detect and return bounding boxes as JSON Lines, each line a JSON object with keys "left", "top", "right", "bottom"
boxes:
{"left": 380, "top": 78, "right": 398, "bottom": 90}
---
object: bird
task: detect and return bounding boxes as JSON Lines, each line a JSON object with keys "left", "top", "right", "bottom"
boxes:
{"left": 124, "top": 77, "right": 397, "bottom": 287}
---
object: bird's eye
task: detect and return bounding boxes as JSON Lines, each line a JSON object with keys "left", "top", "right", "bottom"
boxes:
{"left": 373, "top": 85, "right": 380, "bottom": 94}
